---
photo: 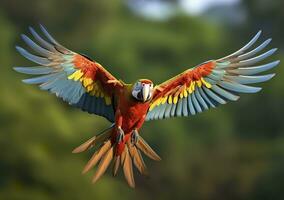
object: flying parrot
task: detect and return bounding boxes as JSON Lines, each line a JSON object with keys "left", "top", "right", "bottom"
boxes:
{"left": 14, "top": 25, "right": 279, "bottom": 188}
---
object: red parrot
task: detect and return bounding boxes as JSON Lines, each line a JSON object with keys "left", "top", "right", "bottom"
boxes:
{"left": 15, "top": 25, "right": 279, "bottom": 188}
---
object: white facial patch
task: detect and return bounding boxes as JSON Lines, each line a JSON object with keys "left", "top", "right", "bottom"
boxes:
{"left": 132, "top": 82, "right": 154, "bottom": 102}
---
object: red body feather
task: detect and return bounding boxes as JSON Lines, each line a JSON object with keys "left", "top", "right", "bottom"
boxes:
{"left": 113, "top": 84, "right": 150, "bottom": 155}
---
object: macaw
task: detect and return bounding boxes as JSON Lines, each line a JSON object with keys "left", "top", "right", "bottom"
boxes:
{"left": 14, "top": 25, "right": 279, "bottom": 188}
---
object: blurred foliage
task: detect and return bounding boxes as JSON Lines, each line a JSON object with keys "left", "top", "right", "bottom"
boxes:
{"left": 0, "top": 0, "right": 283, "bottom": 199}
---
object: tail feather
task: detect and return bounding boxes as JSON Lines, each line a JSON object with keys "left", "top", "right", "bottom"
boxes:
{"left": 92, "top": 146, "right": 114, "bottom": 183}
{"left": 112, "top": 155, "right": 120, "bottom": 176}
{"left": 72, "top": 135, "right": 96, "bottom": 154}
{"left": 72, "top": 125, "right": 113, "bottom": 153}
{"left": 127, "top": 142, "right": 148, "bottom": 176}
{"left": 122, "top": 147, "right": 135, "bottom": 188}
{"left": 73, "top": 125, "right": 161, "bottom": 188}
{"left": 82, "top": 140, "right": 112, "bottom": 174}
{"left": 136, "top": 137, "right": 162, "bottom": 161}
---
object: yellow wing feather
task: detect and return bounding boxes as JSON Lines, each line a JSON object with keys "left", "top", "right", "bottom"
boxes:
{"left": 149, "top": 78, "right": 212, "bottom": 111}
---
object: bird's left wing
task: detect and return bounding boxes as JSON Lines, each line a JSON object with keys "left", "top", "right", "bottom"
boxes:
{"left": 146, "top": 31, "right": 279, "bottom": 121}
{"left": 14, "top": 25, "right": 123, "bottom": 122}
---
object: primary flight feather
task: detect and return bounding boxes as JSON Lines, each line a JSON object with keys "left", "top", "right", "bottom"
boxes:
{"left": 14, "top": 25, "right": 279, "bottom": 188}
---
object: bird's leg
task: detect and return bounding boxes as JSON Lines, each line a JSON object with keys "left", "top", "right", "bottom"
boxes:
{"left": 131, "top": 129, "right": 139, "bottom": 145}
{"left": 116, "top": 126, "right": 125, "bottom": 143}
{"left": 115, "top": 109, "right": 124, "bottom": 143}
{"left": 130, "top": 116, "right": 145, "bottom": 145}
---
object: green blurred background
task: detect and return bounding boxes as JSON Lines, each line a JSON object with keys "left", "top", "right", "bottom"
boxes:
{"left": 0, "top": 0, "right": 284, "bottom": 199}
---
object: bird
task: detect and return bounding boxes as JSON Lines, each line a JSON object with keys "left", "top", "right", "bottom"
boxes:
{"left": 14, "top": 25, "right": 279, "bottom": 188}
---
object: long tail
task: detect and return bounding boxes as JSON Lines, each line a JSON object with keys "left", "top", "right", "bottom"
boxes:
{"left": 72, "top": 124, "right": 161, "bottom": 188}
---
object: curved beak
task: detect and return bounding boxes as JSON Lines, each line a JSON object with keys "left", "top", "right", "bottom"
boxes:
{"left": 142, "top": 84, "right": 151, "bottom": 102}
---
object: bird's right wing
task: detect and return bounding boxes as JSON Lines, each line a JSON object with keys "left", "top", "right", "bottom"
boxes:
{"left": 14, "top": 25, "right": 123, "bottom": 122}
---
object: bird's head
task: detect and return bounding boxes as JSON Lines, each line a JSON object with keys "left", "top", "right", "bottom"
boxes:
{"left": 132, "top": 79, "right": 154, "bottom": 102}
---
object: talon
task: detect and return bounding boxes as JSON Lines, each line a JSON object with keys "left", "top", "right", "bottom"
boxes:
{"left": 116, "top": 127, "right": 125, "bottom": 143}
{"left": 131, "top": 129, "right": 139, "bottom": 144}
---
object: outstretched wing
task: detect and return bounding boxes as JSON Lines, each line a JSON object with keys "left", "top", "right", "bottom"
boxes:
{"left": 146, "top": 31, "right": 279, "bottom": 121}
{"left": 14, "top": 25, "right": 123, "bottom": 122}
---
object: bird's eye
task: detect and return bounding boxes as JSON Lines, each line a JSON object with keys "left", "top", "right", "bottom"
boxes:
{"left": 142, "top": 83, "right": 145, "bottom": 86}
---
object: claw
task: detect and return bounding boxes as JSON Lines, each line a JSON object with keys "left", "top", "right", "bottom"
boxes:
{"left": 131, "top": 129, "right": 139, "bottom": 145}
{"left": 116, "top": 127, "right": 125, "bottom": 143}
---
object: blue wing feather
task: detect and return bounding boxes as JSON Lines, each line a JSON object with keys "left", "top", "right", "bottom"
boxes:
{"left": 15, "top": 25, "right": 115, "bottom": 122}
{"left": 14, "top": 66, "right": 54, "bottom": 75}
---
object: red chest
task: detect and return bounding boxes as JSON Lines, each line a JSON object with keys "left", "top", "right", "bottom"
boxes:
{"left": 117, "top": 90, "right": 150, "bottom": 132}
